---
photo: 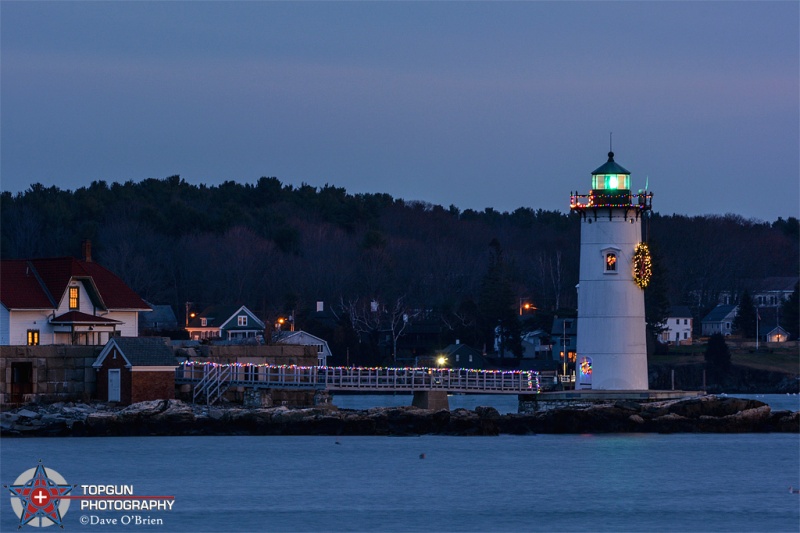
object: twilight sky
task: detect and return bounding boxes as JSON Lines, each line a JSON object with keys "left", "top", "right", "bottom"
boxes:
{"left": 2, "top": 2, "right": 798, "bottom": 222}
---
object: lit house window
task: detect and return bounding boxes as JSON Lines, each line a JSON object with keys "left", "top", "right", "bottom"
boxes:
{"left": 238, "top": 316, "right": 248, "bottom": 327}
{"left": 200, "top": 318, "right": 207, "bottom": 327}
{"left": 69, "top": 287, "right": 79, "bottom": 310}
{"left": 605, "top": 253, "right": 617, "bottom": 272}
{"left": 27, "top": 330, "right": 40, "bottom": 346}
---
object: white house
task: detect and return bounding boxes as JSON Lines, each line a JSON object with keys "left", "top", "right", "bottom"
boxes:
{"left": 185, "top": 305, "right": 265, "bottom": 341}
{"left": 701, "top": 305, "right": 737, "bottom": 336}
{"left": 0, "top": 251, "right": 150, "bottom": 346}
{"left": 718, "top": 277, "right": 798, "bottom": 307}
{"left": 273, "top": 330, "right": 332, "bottom": 366}
{"left": 660, "top": 306, "right": 693, "bottom": 345}
{"left": 759, "top": 325, "right": 790, "bottom": 343}
{"left": 520, "top": 329, "right": 553, "bottom": 360}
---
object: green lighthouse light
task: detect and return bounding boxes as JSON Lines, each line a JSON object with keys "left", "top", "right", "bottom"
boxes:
{"left": 590, "top": 152, "right": 631, "bottom": 192}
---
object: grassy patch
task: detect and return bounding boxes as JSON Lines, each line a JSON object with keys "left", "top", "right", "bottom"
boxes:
{"left": 732, "top": 352, "right": 799, "bottom": 374}
{"left": 650, "top": 344, "right": 799, "bottom": 375}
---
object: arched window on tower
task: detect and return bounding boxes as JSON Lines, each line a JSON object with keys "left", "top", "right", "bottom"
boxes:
{"left": 605, "top": 253, "right": 617, "bottom": 272}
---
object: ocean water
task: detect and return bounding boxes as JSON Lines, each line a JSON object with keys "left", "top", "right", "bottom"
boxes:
{"left": 2, "top": 431, "right": 798, "bottom": 532}
{"left": 332, "top": 392, "right": 800, "bottom": 414}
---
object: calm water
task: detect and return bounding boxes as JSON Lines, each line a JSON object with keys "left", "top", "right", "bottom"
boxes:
{"left": 2, "top": 432, "right": 798, "bottom": 532}
{"left": 332, "top": 392, "right": 800, "bottom": 414}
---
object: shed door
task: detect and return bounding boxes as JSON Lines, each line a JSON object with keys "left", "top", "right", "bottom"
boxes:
{"left": 108, "top": 369, "right": 121, "bottom": 402}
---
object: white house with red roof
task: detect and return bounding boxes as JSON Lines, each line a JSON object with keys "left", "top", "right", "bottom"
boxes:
{"left": 0, "top": 247, "right": 150, "bottom": 346}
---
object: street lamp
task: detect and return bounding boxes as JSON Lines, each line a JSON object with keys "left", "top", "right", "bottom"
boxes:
{"left": 519, "top": 299, "right": 537, "bottom": 316}
{"left": 436, "top": 356, "right": 447, "bottom": 368}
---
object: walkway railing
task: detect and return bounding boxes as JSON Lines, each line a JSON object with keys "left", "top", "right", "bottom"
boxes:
{"left": 177, "top": 363, "right": 540, "bottom": 395}
{"left": 191, "top": 364, "right": 233, "bottom": 405}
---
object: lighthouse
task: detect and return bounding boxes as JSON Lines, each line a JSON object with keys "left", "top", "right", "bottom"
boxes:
{"left": 570, "top": 152, "right": 653, "bottom": 390}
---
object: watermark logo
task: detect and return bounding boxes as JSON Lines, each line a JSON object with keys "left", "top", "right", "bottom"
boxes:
{"left": 6, "top": 461, "right": 175, "bottom": 529}
{"left": 5, "top": 460, "right": 74, "bottom": 528}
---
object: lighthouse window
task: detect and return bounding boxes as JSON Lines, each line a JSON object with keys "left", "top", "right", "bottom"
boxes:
{"left": 605, "top": 253, "right": 617, "bottom": 271}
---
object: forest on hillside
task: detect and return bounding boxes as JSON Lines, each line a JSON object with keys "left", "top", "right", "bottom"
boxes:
{"left": 2, "top": 177, "right": 798, "bottom": 363}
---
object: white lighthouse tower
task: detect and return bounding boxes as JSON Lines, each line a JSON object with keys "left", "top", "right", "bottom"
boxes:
{"left": 570, "top": 151, "right": 653, "bottom": 390}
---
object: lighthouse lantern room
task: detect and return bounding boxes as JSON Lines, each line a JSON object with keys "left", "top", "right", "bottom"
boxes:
{"left": 570, "top": 152, "right": 653, "bottom": 390}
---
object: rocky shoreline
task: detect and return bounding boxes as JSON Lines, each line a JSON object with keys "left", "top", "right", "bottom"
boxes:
{"left": 2, "top": 395, "right": 798, "bottom": 437}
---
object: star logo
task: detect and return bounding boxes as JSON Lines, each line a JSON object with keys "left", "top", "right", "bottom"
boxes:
{"left": 5, "top": 461, "right": 74, "bottom": 529}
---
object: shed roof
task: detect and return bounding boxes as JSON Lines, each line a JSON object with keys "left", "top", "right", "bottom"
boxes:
{"left": 94, "top": 337, "right": 177, "bottom": 368}
{"left": 702, "top": 305, "right": 737, "bottom": 323}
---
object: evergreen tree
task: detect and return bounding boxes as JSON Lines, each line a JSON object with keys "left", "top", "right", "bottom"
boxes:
{"left": 478, "top": 239, "right": 522, "bottom": 357}
{"left": 704, "top": 333, "right": 731, "bottom": 383}
{"left": 733, "top": 291, "right": 757, "bottom": 338}
{"left": 644, "top": 243, "right": 671, "bottom": 343}
{"left": 780, "top": 282, "right": 799, "bottom": 340}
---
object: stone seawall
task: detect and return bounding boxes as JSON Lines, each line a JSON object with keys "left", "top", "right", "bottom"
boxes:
{"left": 2, "top": 395, "right": 797, "bottom": 437}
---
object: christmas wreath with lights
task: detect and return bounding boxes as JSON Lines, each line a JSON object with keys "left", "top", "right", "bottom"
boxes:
{"left": 632, "top": 242, "right": 652, "bottom": 289}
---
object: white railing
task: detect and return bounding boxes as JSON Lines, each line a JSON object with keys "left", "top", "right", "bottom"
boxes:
{"left": 178, "top": 363, "right": 540, "bottom": 394}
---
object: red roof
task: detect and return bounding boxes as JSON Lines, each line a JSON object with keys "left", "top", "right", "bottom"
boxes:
{"left": 0, "top": 257, "right": 150, "bottom": 311}
{"left": 0, "top": 260, "right": 54, "bottom": 308}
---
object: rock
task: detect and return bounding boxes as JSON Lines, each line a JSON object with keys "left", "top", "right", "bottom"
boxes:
{"left": 16, "top": 409, "right": 40, "bottom": 420}
{"left": 1, "top": 412, "right": 20, "bottom": 425}
{"left": 152, "top": 401, "right": 196, "bottom": 425}
{"left": 0, "top": 394, "right": 797, "bottom": 437}
{"left": 629, "top": 414, "right": 645, "bottom": 424}
{"left": 85, "top": 412, "right": 120, "bottom": 432}
{"left": 119, "top": 400, "right": 167, "bottom": 419}
{"left": 475, "top": 406, "right": 500, "bottom": 420}
{"left": 615, "top": 400, "right": 642, "bottom": 412}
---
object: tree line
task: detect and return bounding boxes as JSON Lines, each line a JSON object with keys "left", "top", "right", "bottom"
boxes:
{"left": 2, "top": 176, "right": 797, "bottom": 363}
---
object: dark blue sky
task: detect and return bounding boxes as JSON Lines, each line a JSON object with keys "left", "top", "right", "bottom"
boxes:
{"left": 2, "top": 2, "right": 797, "bottom": 221}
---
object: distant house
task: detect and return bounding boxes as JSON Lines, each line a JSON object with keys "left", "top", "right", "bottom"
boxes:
{"left": 660, "top": 306, "right": 693, "bottom": 345}
{"left": 186, "top": 305, "right": 265, "bottom": 342}
{"left": 759, "top": 324, "right": 790, "bottom": 343}
{"left": 0, "top": 246, "right": 150, "bottom": 346}
{"left": 273, "top": 330, "right": 332, "bottom": 366}
{"left": 701, "top": 305, "right": 737, "bottom": 336}
{"left": 521, "top": 329, "right": 553, "bottom": 360}
{"left": 719, "top": 277, "right": 799, "bottom": 307}
{"left": 139, "top": 303, "right": 178, "bottom": 334}
{"left": 433, "top": 342, "right": 488, "bottom": 369}
{"left": 93, "top": 337, "right": 178, "bottom": 404}
{"left": 551, "top": 317, "right": 577, "bottom": 365}
{"left": 755, "top": 307, "right": 790, "bottom": 343}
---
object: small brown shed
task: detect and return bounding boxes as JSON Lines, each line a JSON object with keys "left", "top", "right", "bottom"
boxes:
{"left": 93, "top": 337, "right": 178, "bottom": 404}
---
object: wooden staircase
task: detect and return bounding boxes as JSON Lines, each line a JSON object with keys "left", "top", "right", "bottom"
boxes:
{"left": 192, "top": 364, "right": 233, "bottom": 405}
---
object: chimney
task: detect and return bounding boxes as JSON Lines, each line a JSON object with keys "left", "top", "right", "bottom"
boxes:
{"left": 82, "top": 240, "right": 92, "bottom": 263}
{"left": 316, "top": 301, "right": 324, "bottom": 312}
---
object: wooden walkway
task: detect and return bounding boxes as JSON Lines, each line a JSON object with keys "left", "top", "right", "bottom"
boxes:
{"left": 176, "top": 363, "right": 541, "bottom": 403}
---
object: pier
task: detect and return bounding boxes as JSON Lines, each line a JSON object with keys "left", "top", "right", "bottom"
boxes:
{"left": 176, "top": 362, "right": 540, "bottom": 408}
